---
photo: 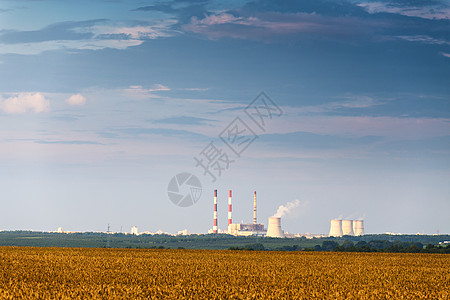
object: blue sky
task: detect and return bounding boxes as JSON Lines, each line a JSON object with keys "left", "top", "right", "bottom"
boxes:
{"left": 0, "top": 0, "right": 449, "bottom": 235}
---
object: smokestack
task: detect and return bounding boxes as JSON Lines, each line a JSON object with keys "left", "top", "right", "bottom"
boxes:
{"left": 213, "top": 189, "right": 218, "bottom": 234}
{"left": 253, "top": 191, "right": 257, "bottom": 225}
{"left": 329, "top": 219, "right": 343, "bottom": 237}
{"left": 342, "top": 220, "right": 354, "bottom": 236}
{"left": 353, "top": 220, "right": 365, "bottom": 236}
{"left": 228, "top": 190, "right": 232, "bottom": 232}
{"left": 266, "top": 217, "right": 284, "bottom": 238}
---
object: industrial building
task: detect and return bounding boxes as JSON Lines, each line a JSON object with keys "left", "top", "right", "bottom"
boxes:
{"left": 228, "top": 223, "right": 265, "bottom": 236}
{"left": 131, "top": 226, "right": 138, "bottom": 235}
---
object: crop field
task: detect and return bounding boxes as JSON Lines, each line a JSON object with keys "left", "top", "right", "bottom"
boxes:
{"left": 0, "top": 247, "right": 448, "bottom": 299}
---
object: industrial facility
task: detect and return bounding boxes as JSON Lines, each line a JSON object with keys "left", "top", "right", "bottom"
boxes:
{"left": 209, "top": 189, "right": 365, "bottom": 238}
{"left": 329, "top": 219, "right": 365, "bottom": 237}
{"left": 209, "top": 190, "right": 267, "bottom": 236}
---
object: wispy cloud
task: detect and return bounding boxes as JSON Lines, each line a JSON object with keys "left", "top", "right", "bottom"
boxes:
{"left": 34, "top": 140, "right": 103, "bottom": 145}
{"left": 181, "top": 87, "right": 210, "bottom": 91}
{"left": 147, "top": 84, "right": 170, "bottom": 92}
{"left": 117, "top": 127, "right": 207, "bottom": 139}
{"left": 0, "top": 19, "right": 178, "bottom": 55}
{"left": 440, "top": 52, "right": 450, "bottom": 58}
{"left": 183, "top": 12, "right": 384, "bottom": 41}
{"left": 0, "top": 92, "right": 50, "bottom": 114}
{"left": 291, "top": 95, "right": 388, "bottom": 115}
{"left": 396, "top": 35, "right": 450, "bottom": 45}
{"left": 154, "top": 116, "right": 215, "bottom": 125}
{"left": 89, "top": 23, "right": 177, "bottom": 40}
{"left": 123, "top": 84, "right": 171, "bottom": 99}
{"left": 0, "top": 39, "right": 144, "bottom": 55}
{"left": 358, "top": 1, "right": 450, "bottom": 20}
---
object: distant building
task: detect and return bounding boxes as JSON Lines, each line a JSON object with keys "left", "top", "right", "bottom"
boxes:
{"left": 177, "top": 229, "right": 189, "bottom": 236}
{"left": 228, "top": 223, "right": 265, "bottom": 236}
{"left": 131, "top": 226, "right": 138, "bottom": 235}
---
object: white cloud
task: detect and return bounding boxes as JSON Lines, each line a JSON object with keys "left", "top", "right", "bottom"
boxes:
{"left": 440, "top": 52, "right": 450, "bottom": 58}
{"left": 66, "top": 94, "right": 87, "bottom": 106}
{"left": 0, "top": 92, "right": 50, "bottom": 114}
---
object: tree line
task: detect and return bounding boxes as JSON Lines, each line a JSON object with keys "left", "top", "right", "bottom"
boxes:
{"left": 228, "top": 241, "right": 450, "bottom": 253}
{"left": 314, "top": 240, "right": 450, "bottom": 253}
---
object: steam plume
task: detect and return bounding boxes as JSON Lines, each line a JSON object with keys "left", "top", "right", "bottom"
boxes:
{"left": 273, "top": 199, "right": 308, "bottom": 218}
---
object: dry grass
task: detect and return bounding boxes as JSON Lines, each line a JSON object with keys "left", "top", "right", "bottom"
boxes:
{"left": 0, "top": 247, "right": 448, "bottom": 299}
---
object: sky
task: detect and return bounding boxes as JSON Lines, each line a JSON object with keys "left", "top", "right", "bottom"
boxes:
{"left": 0, "top": 0, "right": 449, "bottom": 235}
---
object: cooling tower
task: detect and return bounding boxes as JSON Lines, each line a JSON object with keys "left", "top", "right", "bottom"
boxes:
{"left": 329, "top": 219, "right": 343, "bottom": 237}
{"left": 342, "top": 220, "right": 354, "bottom": 236}
{"left": 353, "top": 220, "right": 365, "bottom": 236}
{"left": 266, "top": 217, "right": 284, "bottom": 238}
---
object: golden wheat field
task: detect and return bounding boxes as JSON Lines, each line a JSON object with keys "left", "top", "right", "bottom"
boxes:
{"left": 0, "top": 247, "right": 448, "bottom": 299}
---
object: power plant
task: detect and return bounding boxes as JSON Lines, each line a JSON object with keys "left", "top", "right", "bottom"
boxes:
{"left": 329, "top": 219, "right": 365, "bottom": 237}
{"left": 208, "top": 189, "right": 365, "bottom": 238}
{"left": 210, "top": 190, "right": 265, "bottom": 236}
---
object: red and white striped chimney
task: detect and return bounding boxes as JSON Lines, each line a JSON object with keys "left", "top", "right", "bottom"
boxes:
{"left": 228, "top": 190, "right": 232, "bottom": 230}
{"left": 213, "top": 189, "right": 218, "bottom": 234}
{"left": 253, "top": 191, "right": 257, "bottom": 225}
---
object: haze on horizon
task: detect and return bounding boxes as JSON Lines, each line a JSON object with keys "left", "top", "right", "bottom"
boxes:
{"left": 0, "top": 0, "right": 449, "bottom": 235}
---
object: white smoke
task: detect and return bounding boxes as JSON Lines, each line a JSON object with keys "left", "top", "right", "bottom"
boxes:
{"left": 273, "top": 199, "right": 308, "bottom": 218}
{"left": 337, "top": 213, "right": 366, "bottom": 220}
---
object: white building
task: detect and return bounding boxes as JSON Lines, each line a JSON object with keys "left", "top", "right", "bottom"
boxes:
{"left": 131, "top": 226, "right": 138, "bottom": 235}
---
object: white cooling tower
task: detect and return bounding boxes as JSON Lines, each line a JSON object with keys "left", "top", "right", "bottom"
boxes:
{"left": 342, "top": 220, "right": 354, "bottom": 236}
{"left": 266, "top": 217, "right": 284, "bottom": 238}
{"left": 329, "top": 219, "right": 343, "bottom": 237}
{"left": 353, "top": 220, "right": 365, "bottom": 236}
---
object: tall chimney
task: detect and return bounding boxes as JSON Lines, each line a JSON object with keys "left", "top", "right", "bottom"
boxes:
{"left": 213, "top": 189, "right": 218, "bottom": 234}
{"left": 228, "top": 190, "right": 232, "bottom": 231}
{"left": 253, "top": 191, "right": 257, "bottom": 225}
